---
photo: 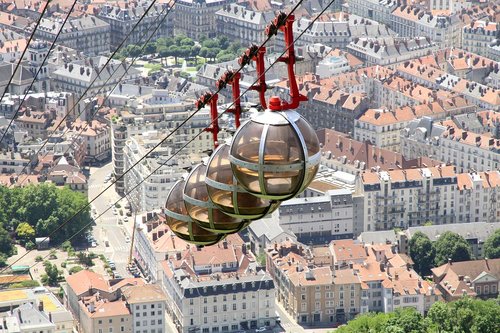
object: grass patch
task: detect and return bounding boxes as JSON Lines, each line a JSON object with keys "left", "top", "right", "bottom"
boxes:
{"left": 144, "top": 63, "right": 162, "bottom": 74}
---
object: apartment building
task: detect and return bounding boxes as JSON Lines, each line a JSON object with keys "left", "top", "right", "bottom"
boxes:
{"left": 174, "top": 0, "right": 235, "bottom": 39}
{"left": 215, "top": 3, "right": 274, "bottom": 46}
{"left": 347, "top": 0, "right": 398, "bottom": 26}
{"left": 302, "top": 88, "right": 368, "bottom": 134}
{"left": 133, "top": 211, "right": 189, "bottom": 282}
{"left": 462, "top": 20, "right": 498, "bottom": 58}
{"left": 0, "top": 287, "right": 73, "bottom": 333}
{"left": 97, "top": 2, "right": 173, "bottom": 49}
{"left": 432, "top": 258, "right": 500, "bottom": 301}
{"left": 266, "top": 239, "right": 440, "bottom": 325}
{"left": 35, "top": 16, "right": 110, "bottom": 56}
{"left": 51, "top": 57, "right": 141, "bottom": 96}
{"left": 291, "top": 13, "right": 395, "bottom": 49}
{"left": 108, "top": 85, "right": 199, "bottom": 195}
{"left": 347, "top": 37, "right": 437, "bottom": 66}
{"left": 397, "top": 60, "right": 500, "bottom": 110}
{"left": 354, "top": 98, "right": 473, "bottom": 152}
{"left": 2, "top": 303, "right": 56, "bottom": 333}
{"left": 65, "top": 270, "right": 166, "bottom": 333}
{"left": 401, "top": 117, "right": 500, "bottom": 172}
{"left": 265, "top": 241, "right": 367, "bottom": 326}
{"left": 360, "top": 165, "right": 500, "bottom": 232}
{"left": 68, "top": 119, "right": 111, "bottom": 165}
{"left": 121, "top": 106, "right": 220, "bottom": 212}
{"left": 160, "top": 235, "right": 277, "bottom": 333}
{"left": 0, "top": 150, "right": 30, "bottom": 174}
{"left": 278, "top": 189, "right": 354, "bottom": 244}
{"left": 121, "top": 284, "right": 167, "bottom": 333}
{"left": 317, "top": 129, "right": 442, "bottom": 176}
{"left": 15, "top": 109, "right": 55, "bottom": 140}
{"left": 0, "top": 62, "right": 34, "bottom": 97}
{"left": 390, "top": 6, "right": 462, "bottom": 48}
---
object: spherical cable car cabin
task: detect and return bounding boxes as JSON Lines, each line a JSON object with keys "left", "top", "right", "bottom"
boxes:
{"left": 205, "top": 143, "right": 281, "bottom": 220}
{"left": 183, "top": 163, "right": 249, "bottom": 234}
{"left": 164, "top": 179, "right": 224, "bottom": 245}
{"left": 229, "top": 98, "right": 321, "bottom": 201}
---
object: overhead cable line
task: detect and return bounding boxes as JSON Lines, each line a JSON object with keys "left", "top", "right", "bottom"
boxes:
{"left": 13, "top": 0, "right": 174, "bottom": 184}
{"left": 0, "top": 0, "right": 51, "bottom": 118}
{"left": 1, "top": 0, "right": 335, "bottom": 276}
{"left": 0, "top": 0, "right": 79, "bottom": 147}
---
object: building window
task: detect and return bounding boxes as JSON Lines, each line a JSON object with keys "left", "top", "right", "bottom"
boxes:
{"left": 121, "top": 327, "right": 124, "bottom": 332}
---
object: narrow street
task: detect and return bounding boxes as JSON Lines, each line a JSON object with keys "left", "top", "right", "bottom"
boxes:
{"left": 88, "top": 162, "right": 134, "bottom": 278}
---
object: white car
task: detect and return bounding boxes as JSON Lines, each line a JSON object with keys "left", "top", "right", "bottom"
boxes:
{"left": 123, "top": 216, "right": 128, "bottom": 222}
{"left": 255, "top": 327, "right": 266, "bottom": 332}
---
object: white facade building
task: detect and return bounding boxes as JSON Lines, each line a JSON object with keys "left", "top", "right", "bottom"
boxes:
{"left": 160, "top": 236, "right": 277, "bottom": 333}
{"left": 278, "top": 189, "right": 354, "bottom": 244}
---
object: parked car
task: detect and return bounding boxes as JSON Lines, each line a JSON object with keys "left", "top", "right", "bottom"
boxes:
{"left": 256, "top": 327, "right": 266, "bottom": 332}
{"left": 91, "top": 241, "right": 97, "bottom": 247}
{"left": 125, "top": 236, "right": 130, "bottom": 243}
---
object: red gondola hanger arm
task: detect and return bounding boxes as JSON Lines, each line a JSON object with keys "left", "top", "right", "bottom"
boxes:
{"left": 218, "top": 70, "right": 242, "bottom": 129}
{"left": 265, "top": 12, "right": 307, "bottom": 111}
{"left": 196, "top": 91, "right": 220, "bottom": 148}
{"left": 239, "top": 45, "right": 268, "bottom": 110}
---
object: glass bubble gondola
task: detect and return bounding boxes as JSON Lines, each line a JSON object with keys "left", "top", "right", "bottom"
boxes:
{"left": 205, "top": 143, "right": 281, "bottom": 220}
{"left": 164, "top": 179, "right": 224, "bottom": 245}
{"left": 229, "top": 106, "right": 321, "bottom": 201}
{"left": 183, "top": 163, "right": 248, "bottom": 234}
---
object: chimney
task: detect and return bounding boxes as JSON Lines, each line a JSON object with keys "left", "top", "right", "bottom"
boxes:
{"left": 395, "top": 272, "right": 399, "bottom": 280}
{"left": 49, "top": 312, "right": 52, "bottom": 323}
{"left": 38, "top": 300, "right": 44, "bottom": 312}
{"left": 462, "top": 131, "right": 468, "bottom": 140}
{"left": 175, "top": 252, "right": 181, "bottom": 260}
{"left": 222, "top": 240, "right": 228, "bottom": 249}
{"left": 448, "top": 258, "right": 452, "bottom": 265}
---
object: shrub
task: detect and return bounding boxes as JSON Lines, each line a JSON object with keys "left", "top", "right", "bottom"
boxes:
{"left": 69, "top": 266, "right": 84, "bottom": 275}
{"left": 35, "top": 255, "right": 43, "bottom": 262}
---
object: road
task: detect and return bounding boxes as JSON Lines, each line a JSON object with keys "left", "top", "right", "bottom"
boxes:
{"left": 88, "top": 162, "right": 133, "bottom": 278}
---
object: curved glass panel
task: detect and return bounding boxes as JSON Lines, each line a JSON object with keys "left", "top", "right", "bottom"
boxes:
{"left": 184, "top": 164, "right": 246, "bottom": 234}
{"left": 230, "top": 110, "right": 320, "bottom": 201}
{"left": 207, "top": 144, "right": 280, "bottom": 219}
{"left": 164, "top": 180, "right": 223, "bottom": 245}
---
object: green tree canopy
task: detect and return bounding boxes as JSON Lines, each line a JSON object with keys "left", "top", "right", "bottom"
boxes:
{"left": 338, "top": 297, "right": 500, "bottom": 333}
{"left": 0, "top": 184, "right": 92, "bottom": 248}
{"left": 15, "top": 222, "right": 35, "bottom": 242}
{"left": 408, "top": 231, "right": 435, "bottom": 276}
{"left": 42, "top": 261, "right": 59, "bottom": 286}
{"left": 433, "top": 231, "right": 471, "bottom": 266}
{"left": 484, "top": 229, "right": 500, "bottom": 259}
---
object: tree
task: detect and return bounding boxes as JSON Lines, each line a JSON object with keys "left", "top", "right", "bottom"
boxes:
{"left": 16, "top": 222, "right": 35, "bottom": 243}
{"left": 42, "top": 261, "right": 59, "bottom": 286}
{"left": 125, "top": 45, "right": 142, "bottom": 57}
{"left": 0, "top": 224, "right": 13, "bottom": 256}
{"left": 169, "top": 45, "right": 181, "bottom": 65}
{"left": 190, "top": 45, "right": 201, "bottom": 63}
{"left": 426, "top": 301, "right": 452, "bottom": 333}
{"left": 144, "top": 42, "right": 156, "bottom": 55}
{"left": 408, "top": 232, "right": 435, "bottom": 276}
{"left": 484, "top": 229, "right": 500, "bottom": 259}
{"left": 433, "top": 231, "right": 471, "bottom": 266}
{"left": 76, "top": 252, "right": 94, "bottom": 267}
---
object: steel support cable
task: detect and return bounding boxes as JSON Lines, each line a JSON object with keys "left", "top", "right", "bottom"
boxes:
{"left": 1, "top": 0, "right": 334, "bottom": 278}
{"left": 16, "top": 0, "right": 304, "bottom": 188}
{"left": 0, "top": 0, "right": 79, "bottom": 146}
{"left": 12, "top": 0, "right": 174, "bottom": 185}
{"left": 0, "top": 0, "right": 51, "bottom": 118}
